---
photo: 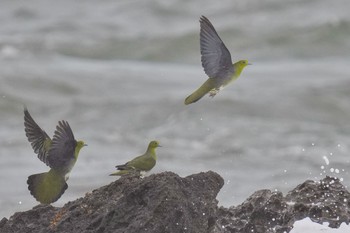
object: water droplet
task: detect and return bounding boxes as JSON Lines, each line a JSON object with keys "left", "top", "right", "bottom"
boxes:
{"left": 322, "top": 156, "right": 329, "bottom": 165}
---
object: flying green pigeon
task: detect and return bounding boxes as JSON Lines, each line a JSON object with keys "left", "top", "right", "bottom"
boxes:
{"left": 185, "top": 15, "right": 251, "bottom": 105}
{"left": 24, "top": 107, "right": 87, "bottom": 204}
{"left": 110, "top": 140, "right": 161, "bottom": 176}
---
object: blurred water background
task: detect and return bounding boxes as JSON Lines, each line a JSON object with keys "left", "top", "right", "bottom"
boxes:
{"left": 1, "top": 0, "right": 350, "bottom": 218}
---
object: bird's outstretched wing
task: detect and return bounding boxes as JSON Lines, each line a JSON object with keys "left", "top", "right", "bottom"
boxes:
{"left": 24, "top": 108, "right": 52, "bottom": 166}
{"left": 200, "top": 15, "right": 234, "bottom": 79}
{"left": 48, "top": 121, "right": 76, "bottom": 170}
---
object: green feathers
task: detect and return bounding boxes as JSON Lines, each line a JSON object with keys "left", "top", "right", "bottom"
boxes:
{"left": 185, "top": 16, "right": 250, "bottom": 105}
{"left": 24, "top": 108, "right": 86, "bottom": 204}
{"left": 110, "top": 140, "right": 161, "bottom": 176}
{"left": 27, "top": 170, "right": 68, "bottom": 204}
{"left": 185, "top": 78, "right": 217, "bottom": 105}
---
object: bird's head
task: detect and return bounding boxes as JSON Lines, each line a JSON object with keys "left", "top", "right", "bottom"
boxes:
{"left": 75, "top": 140, "right": 87, "bottom": 156}
{"left": 233, "top": 60, "right": 251, "bottom": 76}
{"left": 149, "top": 140, "right": 161, "bottom": 148}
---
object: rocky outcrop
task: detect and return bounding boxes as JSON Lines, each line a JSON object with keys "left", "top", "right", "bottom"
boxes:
{"left": 215, "top": 176, "right": 350, "bottom": 232}
{"left": 0, "top": 171, "right": 223, "bottom": 233}
{"left": 1, "top": 172, "right": 349, "bottom": 233}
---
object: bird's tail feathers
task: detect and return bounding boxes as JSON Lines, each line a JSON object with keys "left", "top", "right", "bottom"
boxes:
{"left": 115, "top": 164, "right": 128, "bottom": 170}
{"left": 109, "top": 168, "right": 142, "bottom": 176}
{"left": 27, "top": 170, "right": 68, "bottom": 204}
{"left": 184, "top": 79, "right": 214, "bottom": 105}
{"left": 109, "top": 170, "right": 132, "bottom": 176}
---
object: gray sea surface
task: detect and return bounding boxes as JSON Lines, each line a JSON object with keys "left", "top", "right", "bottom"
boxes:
{"left": 1, "top": 0, "right": 350, "bottom": 218}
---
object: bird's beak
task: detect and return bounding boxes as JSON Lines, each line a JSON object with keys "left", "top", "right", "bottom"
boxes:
{"left": 158, "top": 145, "right": 162, "bottom": 147}
{"left": 84, "top": 144, "right": 88, "bottom": 147}
{"left": 247, "top": 63, "right": 252, "bottom": 65}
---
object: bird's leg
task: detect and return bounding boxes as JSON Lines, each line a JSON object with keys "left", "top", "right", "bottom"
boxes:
{"left": 130, "top": 169, "right": 143, "bottom": 178}
{"left": 209, "top": 88, "right": 220, "bottom": 97}
{"left": 140, "top": 170, "right": 147, "bottom": 178}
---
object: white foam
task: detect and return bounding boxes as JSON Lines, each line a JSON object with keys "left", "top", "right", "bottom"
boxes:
{"left": 290, "top": 217, "right": 350, "bottom": 233}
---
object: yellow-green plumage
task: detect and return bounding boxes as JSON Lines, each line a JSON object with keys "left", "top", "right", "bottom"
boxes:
{"left": 27, "top": 170, "right": 67, "bottom": 204}
{"left": 110, "top": 140, "right": 160, "bottom": 176}
{"left": 24, "top": 107, "right": 86, "bottom": 204}
{"left": 185, "top": 16, "right": 250, "bottom": 105}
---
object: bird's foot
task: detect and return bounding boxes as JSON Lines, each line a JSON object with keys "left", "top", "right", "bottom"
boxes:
{"left": 209, "top": 88, "right": 220, "bottom": 98}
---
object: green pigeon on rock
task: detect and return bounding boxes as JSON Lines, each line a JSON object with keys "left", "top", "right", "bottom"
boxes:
{"left": 24, "top": 107, "right": 87, "bottom": 204}
{"left": 110, "top": 140, "right": 161, "bottom": 176}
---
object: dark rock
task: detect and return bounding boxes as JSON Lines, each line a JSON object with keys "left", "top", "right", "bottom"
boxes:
{"left": 0, "top": 217, "right": 8, "bottom": 229}
{"left": 0, "top": 171, "right": 224, "bottom": 233}
{"left": 286, "top": 176, "right": 350, "bottom": 228}
{"left": 1, "top": 173, "right": 350, "bottom": 233}
{"left": 215, "top": 190, "right": 294, "bottom": 233}
{"left": 215, "top": 176, "right": 350, "bottom": 233}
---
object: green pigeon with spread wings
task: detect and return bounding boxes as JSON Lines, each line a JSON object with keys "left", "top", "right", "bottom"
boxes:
{"left": 185, "top": 15, "right": 250, "bottom": 105}
{"left": 110, "top": 140, "right": 160, "bottom": 176}
{"left": 24, "top": 107, "right": 87, "bottom": 204}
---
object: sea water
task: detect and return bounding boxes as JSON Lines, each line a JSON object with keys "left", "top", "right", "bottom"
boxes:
{"left": 1, "top": 0, "right": 350, "bottom": 218}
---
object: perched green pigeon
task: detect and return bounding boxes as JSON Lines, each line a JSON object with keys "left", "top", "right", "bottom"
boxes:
{"left": 110, "top": 140, "right": 160, "bottom": 176}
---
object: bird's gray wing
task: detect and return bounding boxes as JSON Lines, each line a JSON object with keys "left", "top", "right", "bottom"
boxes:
{"left": 24, "top": 108, "right": 52, "bottom": 166}
{"left": 200, "top": 15, "right": 234, "bottom": 78}
{"left": 47, "top": 121, "right": 76, "bottom": 170}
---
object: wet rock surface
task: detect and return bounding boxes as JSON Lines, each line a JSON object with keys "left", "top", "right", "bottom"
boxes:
{"left": 215, "top": 176, "right": 350, "bottom": 233}
{"left": 0, "top": 171, "right": 223, "bottom": 233}
{"left": 1, "top": 173, "right": 349, "bottom": 233}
